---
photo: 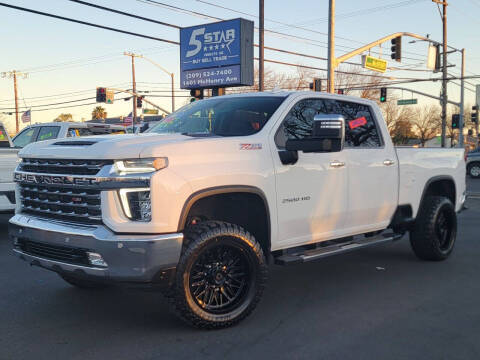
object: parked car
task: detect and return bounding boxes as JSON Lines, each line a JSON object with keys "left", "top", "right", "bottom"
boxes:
{"left": 0, "top": 122, "right": 126, "bottom": 212}
{"left": 466, "top": 148, "right": 480, "bottom": 178}
{"left": 10, "top": 92, "right": 466, "bottom": 328}
{"left": 0, "top": 123, "right": 17, "bottom": 212}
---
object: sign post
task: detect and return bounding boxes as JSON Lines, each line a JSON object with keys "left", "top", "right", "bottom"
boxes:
{"left": 180, "top": 18, "right": 254, "bottom": 91}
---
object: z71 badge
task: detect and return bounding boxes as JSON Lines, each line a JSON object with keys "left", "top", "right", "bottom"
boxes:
{"left": 239, "top": 143, "right": 262, "bottom": 150}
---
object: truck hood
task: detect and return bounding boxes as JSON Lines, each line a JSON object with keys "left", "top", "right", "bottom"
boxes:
{"left": 18, "top": 133, "right": 197, "bottom": 159}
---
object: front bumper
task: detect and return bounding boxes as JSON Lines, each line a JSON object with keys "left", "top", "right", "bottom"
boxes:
{"left": 9, "top": 214, "right": 183, "bottom": 285}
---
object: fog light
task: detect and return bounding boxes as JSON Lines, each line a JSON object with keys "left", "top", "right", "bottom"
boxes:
{"left": 119, "top": 188, "right": 151, "bottom": 222}
{"left": 87, "top": 252, "right": 108, "bottom": 267}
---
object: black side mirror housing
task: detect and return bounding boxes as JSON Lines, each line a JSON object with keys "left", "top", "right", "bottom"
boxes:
{"left": 285, "top": 115, "right": 345, "bottom": 153}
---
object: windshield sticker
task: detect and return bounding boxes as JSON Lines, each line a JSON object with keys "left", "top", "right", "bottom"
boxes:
{"left": 239, "top": 143, "right": 262, "bottom": 150}
{"left": 348, "top": 116, "right": 367, "bottom": 130}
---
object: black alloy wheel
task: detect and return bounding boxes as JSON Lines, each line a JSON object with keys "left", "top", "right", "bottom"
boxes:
{"left": 170, "top": 221, "right": 267, "bottom": 329}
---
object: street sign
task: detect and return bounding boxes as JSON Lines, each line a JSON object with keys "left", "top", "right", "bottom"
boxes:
{"left": 362, "top": 55, "right": 387, "bottom": 73}
{"left": 397, "top": 99, "right": 418, "bottom": 105}
{"left": 180, "top": 18, "right": 254, "bottom": 89}
{"left": 143, "top": 108, "right": 159, "bottom": 115}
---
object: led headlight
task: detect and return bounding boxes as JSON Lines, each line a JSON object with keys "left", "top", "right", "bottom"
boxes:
{"left": 114, "top": 157, "right": 168, "bottom": 174}
{"left": 119, "top": 188, "right": 151, "bottom": 222}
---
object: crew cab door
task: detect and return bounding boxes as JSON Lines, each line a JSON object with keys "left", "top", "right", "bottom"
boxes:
{"left": 339, "top": 100, "right": 398, "bottom": 233}
{"left": 271, "top": 98, "right": 349, "bottom": 248}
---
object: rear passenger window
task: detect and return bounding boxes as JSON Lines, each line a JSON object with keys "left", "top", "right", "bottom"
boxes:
{"left": 37, "top": 126, "right": 60, "bottom": 141}
{"left": 276, "top": 98, "right": 382, "bottom": 148}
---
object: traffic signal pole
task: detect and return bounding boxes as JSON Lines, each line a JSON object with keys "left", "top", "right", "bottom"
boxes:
{"left": 124, "top": 52, "right": 143, "bottom": 126}
{"left": 259, "top": 0, "right": 264, "bottom": 92}
{"left": 459, "top": 48, "right": 465, "bottom": 148}
{"left": 327, "top": 0, "right": 335, "bottom": 93}
{"left": 13, "top": 71, "right": 19, "bottom": 134}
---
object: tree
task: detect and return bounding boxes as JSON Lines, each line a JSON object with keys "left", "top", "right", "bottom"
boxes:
{"left": 91, "top": 106, "right": 106, "bottom": 120}
{"left": 411, "top": 105, "right": 441, "bottom": 147}
{"left": 54, "top": 113, "right": 73, "bottom": 122}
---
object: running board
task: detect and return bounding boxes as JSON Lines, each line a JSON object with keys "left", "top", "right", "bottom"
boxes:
{"left": 274, "top": 232, "right": 403, "bottom": 265}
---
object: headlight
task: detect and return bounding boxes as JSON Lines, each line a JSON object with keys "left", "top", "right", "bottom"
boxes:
{"left": 119, "top": 188, "right": 151, "bottom": 222}
{"left": 114, "top": 157, "right": 168, "bottom": 174}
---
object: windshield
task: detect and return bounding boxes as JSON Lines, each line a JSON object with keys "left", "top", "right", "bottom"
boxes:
{"left": 148, "top": 96, "right": 286, "bottom": 136}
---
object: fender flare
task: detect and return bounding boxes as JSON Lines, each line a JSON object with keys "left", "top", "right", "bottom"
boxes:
{"left": 177, "top": 185, "right": 271, "bottom": 242}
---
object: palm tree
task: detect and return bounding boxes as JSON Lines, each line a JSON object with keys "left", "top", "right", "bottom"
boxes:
{"left": 91, "top": 106, "right": 106, "bottom": 120}
{"left": 55, "top": 113, "right": 73, "bottom": 122}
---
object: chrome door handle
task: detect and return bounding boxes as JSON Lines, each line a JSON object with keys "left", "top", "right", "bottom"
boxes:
{"left": 330, "top": 161, "right": 345, "bottom": 168}
{"left": 383, "top": 159, "right": 395, "bottom": 166}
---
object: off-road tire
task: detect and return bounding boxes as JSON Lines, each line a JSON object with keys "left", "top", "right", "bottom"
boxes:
{"left": 60, "top": 274, "right": 108, "bottom": 289}
{"left": 170, "top": 221, "right": 267, "bottom": 329}
{"left": 468, "top": 162, "right": 480, "bottom": 178}
{"left": 410, "top": 196, "right": 457, "bottom": 261}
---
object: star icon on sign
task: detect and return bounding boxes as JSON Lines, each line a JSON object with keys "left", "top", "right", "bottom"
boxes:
{"left": 209, "top": 45, "right": 213, "bottom": 50}
{"left": 204, "top": 47, "right": 208, "bottom": 51}
{"left": 215, "top": 44, "right": 219, "bottom": 50}
{"left": 221, "top": 44, "right": 225, "bottom": 49}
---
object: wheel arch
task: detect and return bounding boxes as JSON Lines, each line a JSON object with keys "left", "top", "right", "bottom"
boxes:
{"left": 418, "top": 175, "right": 456, "bottom": 212}
{"left": 177, "top": 185, "right": 271, "bottom": 255}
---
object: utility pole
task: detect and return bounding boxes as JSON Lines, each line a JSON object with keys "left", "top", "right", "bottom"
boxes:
{"left": 124, "top": 52, "right": 142, "bottom": 124}
{"left": 259, "top": 0, "right": 264, "bottom": 91}
{"left": 1, "top": 70, "right": 28, "bottom": 134}
{"left": 432, "top": 0, "right": 448, "bottom": 147}
{"left": 327, "top": 0, "right": 335, "bottom": 93}
{"left": 459, "top": 48, "right": 465, "bottom": 148}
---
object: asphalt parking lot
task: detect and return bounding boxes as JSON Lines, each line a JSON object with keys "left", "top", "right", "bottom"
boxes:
{"left": 1, "top": 180, "right": 479, "bottom": 360}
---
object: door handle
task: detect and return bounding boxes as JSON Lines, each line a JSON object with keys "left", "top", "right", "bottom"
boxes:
{"left": 383, "top": 159, "right": 395, "bottom": 166}
{"left": 330, "top": 160, "right": 345, "bottom": 168}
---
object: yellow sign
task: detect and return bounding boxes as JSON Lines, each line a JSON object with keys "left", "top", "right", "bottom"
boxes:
{"left": 362, "top": 55, "right": 387, "bottom": 73}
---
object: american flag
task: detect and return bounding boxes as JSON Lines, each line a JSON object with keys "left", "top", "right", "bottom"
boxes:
{"left": 21, "top": 109, "right": 31, "bottom": 124}
{"left": 124, "top": 112, "right": 133, "bottom": 125}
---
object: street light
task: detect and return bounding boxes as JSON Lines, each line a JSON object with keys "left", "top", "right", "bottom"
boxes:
{"left": 137, "top": 55, "right": 175, "bottom": 113}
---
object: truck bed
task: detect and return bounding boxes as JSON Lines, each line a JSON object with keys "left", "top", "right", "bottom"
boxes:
{"left": 396, "top": 147, "right": 466, "bottom": 216}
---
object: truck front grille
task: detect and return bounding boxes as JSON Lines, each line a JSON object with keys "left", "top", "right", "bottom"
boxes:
{"left": 17, "top": 238, "right": 90, "bottom": 265}
{"left": 20, "top": 184, "right": 102, "bottom": 224}
{"left": 20, "top": 158, "right": 112, "bottom": 175}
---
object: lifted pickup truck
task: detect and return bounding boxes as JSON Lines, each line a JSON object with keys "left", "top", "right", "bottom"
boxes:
{"left": 9, "top": 92, "right": 466, "bottom": 328}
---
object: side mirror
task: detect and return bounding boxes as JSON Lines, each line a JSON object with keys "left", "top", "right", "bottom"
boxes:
{"left": 285, "top": 114, "right": 345, "bottom": 153}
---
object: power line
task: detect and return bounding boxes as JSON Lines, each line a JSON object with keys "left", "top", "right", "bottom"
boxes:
{"left": 67, "top": 0, "right": 180, "bottom": 28}
{"left": 137, "top": 0, "right": 425, "bottom": 61}
{"left": 195, "top": 0, "right": 427, "bottom": 57}
{"left": 0, "top": 2, "right": 180, "bottom": 45}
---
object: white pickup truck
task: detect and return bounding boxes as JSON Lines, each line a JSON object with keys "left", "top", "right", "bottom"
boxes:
{"left": 0, "top": 122, "right": 126, "bottom": 212}
{"left": 9, "top": 92, "right": 466, "bottom": 328}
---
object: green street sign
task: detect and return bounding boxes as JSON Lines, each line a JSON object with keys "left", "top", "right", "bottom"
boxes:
{"left": 397, "top": 99, "right": 418, "bottom": 105}
{"left": 143, "top": 108, "right": 159, "bottom": 115}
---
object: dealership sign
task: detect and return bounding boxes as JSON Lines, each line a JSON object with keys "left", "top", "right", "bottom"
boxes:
{"left": 180, "top": 18, "right": 254, "bottom": 89}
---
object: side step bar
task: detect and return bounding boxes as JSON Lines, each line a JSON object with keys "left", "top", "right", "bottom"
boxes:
{"left": 275, "top": 232, "right": 403, "bottom": 265}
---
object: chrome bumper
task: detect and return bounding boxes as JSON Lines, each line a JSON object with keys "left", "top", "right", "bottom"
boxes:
{"left": 9, "top": 214, "right": 183, "bottom": 283}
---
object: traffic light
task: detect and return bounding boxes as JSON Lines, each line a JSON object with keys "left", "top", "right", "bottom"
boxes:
{"left": 472, "top": 113, "right": 478, "bottom": 124}
{"left": 136, "top": 96, "right": 143, "bottom": 108}
{"left": 313, "top": 78, "right": 322, "bottom": 92}
{"left": 391, "top": 36, "right": 402, "bottom": 62}
{"left": 452, "top": 114, "right": 459, "bottom": 129}
{"left": 190, "top": 89, "right": 204, "bottom": 101}
{"left": 380, "top": 87, "right": 387, "bottom": 103}
{"left": 106, "top": 89, "right": 114, "bottom": 104}
{"left": 337, "top": 89, "right": 344, "bottom": 95}
{"left": 96, "top": 87, "right": 106, "bottom": 103}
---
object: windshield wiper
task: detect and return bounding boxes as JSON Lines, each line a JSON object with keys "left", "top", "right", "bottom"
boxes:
{"left": 181, "top": 132, "right": 218, "bottom": 137}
